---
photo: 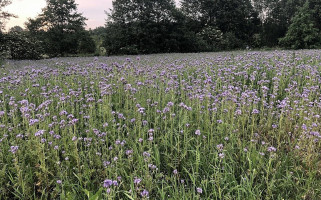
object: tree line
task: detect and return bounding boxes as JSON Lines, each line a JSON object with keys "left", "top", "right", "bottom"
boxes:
{"left": 1, "top": 0, "right": 321, "bottom": 60}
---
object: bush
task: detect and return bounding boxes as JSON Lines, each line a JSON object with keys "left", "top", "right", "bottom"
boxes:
{"left": 0, "top": 32, "right": 8, "bottom": 60}
{"left": 221, "top": 32, "right": 244, "bottom": 50}
{"left": 6, "top": 32, "right": 43, "bottom": 60}
{"left": 197, "top": 26, "right": 223, "bottom": 51}
{"left": 78, "top": 31, "right": 96, "bottom": 54}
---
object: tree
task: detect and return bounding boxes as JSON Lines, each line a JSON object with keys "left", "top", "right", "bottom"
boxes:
{"left": 6, "top": 31, "right": 44, "bottom": 60}
{"left": 181, "top": 0, "right": 260, "bottom": 49}
{"left": 279, "top": 1, "right": 320, "bottom": 49}
{"left": 9, "top": 26, "right": 24, "bottom": 33}
{"left": 196, "top": 26, "right": 223, "bottom": 51}
{"left": 104, "top": 0, "right": 181, "bottom": 54}
{"left": 27, "top": 0, "right": 87, "bottom": 57}
{"left": 254, "top": 0, "right": 305, "bottom": 46}
{"left": 309, "top": 0, "right": 321, "bottom": 30}
{"left": 78, "top": 30, "right": 96, "bottom": 54}
{"left": 0, "top": 0, "right": 16, "bottom": 62}
{"left": 0, "top": 0, "right": 16, "bottom": 31}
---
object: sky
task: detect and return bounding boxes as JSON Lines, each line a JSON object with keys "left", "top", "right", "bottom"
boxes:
{"left": 4, "top": 0, "right": 113, "bottom": 31}
{"left": 5, "top": 0, "right": 181, "bottom": 31}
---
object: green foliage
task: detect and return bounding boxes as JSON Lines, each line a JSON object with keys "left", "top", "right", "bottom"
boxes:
{"left": 1, "top": 51, "right": 321, "bottom": 199}
{"left": 196, "top": 26, "right": 223, "bottom": 51}
{"left": 0, "top": 32, "right": 7, "bottom": 61}
{"left": 26, "top": 0, "right": 87, "bottom": 57}
{"left": 103, "top": 0, "right": 189, "bottom": 55}
{"left": 78, "top": 31, "right": 96, "bottom": 54}
{"left": 181, "top": 0, "right": 260, "bottom": 45}
{"left": 0, "top": 0, "right": 14, "bottom": 62}
{"left": 90, "top": 27, "right": 106, "bottom": 55}
{"left": 5, "top": 32, "right": 44, "bottom": 60}
{"left": 279, "top": 1, "right": 321, "bottom": 49}
{"left": 3, "top": 0, "right": 321, "bottom": 58}
{"left": 221, "top": 32, "right": 244, "bottom": 50}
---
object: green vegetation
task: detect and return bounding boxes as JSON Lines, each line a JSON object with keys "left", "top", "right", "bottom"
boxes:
{"left": 0, "top": 51, "right": 321, "bottom": 199}
{"left": 2, "top": 0, "right": 321, "bottom": 59}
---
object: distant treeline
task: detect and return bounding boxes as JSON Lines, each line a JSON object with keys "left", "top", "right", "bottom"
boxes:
{"left": 1, "top": 0, "right": 321, "bottom": 59}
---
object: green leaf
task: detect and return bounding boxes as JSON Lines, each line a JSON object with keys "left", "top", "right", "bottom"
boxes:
{"left": 89, "top": 188, "right": 103, "bottom": 200}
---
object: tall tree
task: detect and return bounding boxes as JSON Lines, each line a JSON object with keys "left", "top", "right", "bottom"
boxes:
{"left": 254, "top": 0, "right": 305, "bottom": 46}
{"left": 0, "top": 0, "right": 16, "bottom": 31}
{"left": 26, "top": 0, "right": 87, "bottom": 56}
{"left": 309, "top": 0, "right": 321, "bottom": 30}
{"left": 0, "top": 0, "right": 16, "bottom": 61}
{"left": 104, "top": 0, "right": 180, "bottom": 54}
{"left": 181, "top": 0, "right": 260, "bottom": 48}
{"left": 279, "top": 1, "right": 320, "bottom": 49}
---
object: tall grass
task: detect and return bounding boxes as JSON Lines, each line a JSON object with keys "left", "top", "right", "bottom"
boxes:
{"left": 0, "top": 51, "right": 320, "bottom": 199}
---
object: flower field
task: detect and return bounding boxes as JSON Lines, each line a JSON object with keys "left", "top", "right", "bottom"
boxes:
{"left": 1, "top": 51, "right": 321, "bottom": 199}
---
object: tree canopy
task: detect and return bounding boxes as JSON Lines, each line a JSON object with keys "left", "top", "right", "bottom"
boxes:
{"left": 26, "top": 0, "right": 88, "bottom": 56}
{"left": 0, "top": 0, "right": 16, "bottom": 31}
{"left": 102, "top": 0, "right": 321, "bottom": 55}
{"left": 2, "top": 0, "right": 321, "bottom": 59}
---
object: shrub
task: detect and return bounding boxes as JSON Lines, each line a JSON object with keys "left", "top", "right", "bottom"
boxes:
{"left": 6, "top": 32, "right": 43, "bottom": 60}
{"left": 78, "top": 31, "right": 96, "bottom": 54}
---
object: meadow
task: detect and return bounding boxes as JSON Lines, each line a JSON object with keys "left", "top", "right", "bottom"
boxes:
{"left": 0, "top": 50, "right": 321, "bottom": 199}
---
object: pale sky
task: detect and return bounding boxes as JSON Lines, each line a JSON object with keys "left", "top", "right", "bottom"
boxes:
{"left": 5, "top": 0, "right": 113, "bottom": 31}
{"left": 5, "top": 0, "right": 180, "bottom": 31}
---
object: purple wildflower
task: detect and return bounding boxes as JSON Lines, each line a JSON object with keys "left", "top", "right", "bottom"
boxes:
{"left": 103, "top": 179, "right": 113, "bottom": 188}
{"left": 140, "top": 189, "right": 149, "bottom": 198}
{"left": 10, "top": 146, "right": 19, "bottom": 154}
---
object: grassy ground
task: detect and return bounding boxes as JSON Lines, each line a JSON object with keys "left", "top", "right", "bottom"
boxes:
{"left": 0, "top": 50, "right": 321, "bottom": 199}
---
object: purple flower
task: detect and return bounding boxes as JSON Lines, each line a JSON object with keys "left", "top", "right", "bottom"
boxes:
{"left": 56, "top": 180, "right": 62, "bottom": 184}
{"left": 126, "top": 150, "right": 133, "bottom": 156}
{"left": 195, "top": 129, "right": 201, "bottom": 135}
{"left": 134, "top": 177, "right": 141, "bottom": 184}
{"left": 167, "top": 102, "right": 174, "bottom": 107}
{"left": 35, "top": 130, "right": 45, "bottom": 137}
{"left": 219, "top": 153, "right": 225, "bottom": 159}
{"left": 142, "top": 120, "right": 148, "bottom": 126}
{"left": 10, "top": 146, "right": 19, "bottom": 154}
{"left": 103, "top": 179, "right": 113, "bottom": 188}
{"left": 143, "top": 152, "right": 150, "bottom": 157}
{"left": 140, "top": 189, "right": 149, "bottom": 197}
{"left": 196, "top": 187, "right": 202, "bottom": 194}
{"left": 267, "top": 146, "right": 276, "bottom": 152}
{"left": 216, "top": 144, "right": 224, "bottom": 151}
{"left": 173, "top": 169, "right": 178, "bottom": 175}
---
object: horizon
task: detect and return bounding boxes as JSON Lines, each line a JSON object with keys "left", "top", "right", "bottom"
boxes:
{"left": 4, "top": 0, "right": 112, "bottom": 31}
{"left": 4, "top": 0, "right": 180, "bottom": 31}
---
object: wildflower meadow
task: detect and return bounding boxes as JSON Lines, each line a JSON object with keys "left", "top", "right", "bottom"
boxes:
{"left": 0, "top": 51, "right": 321, "bottom": 199}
